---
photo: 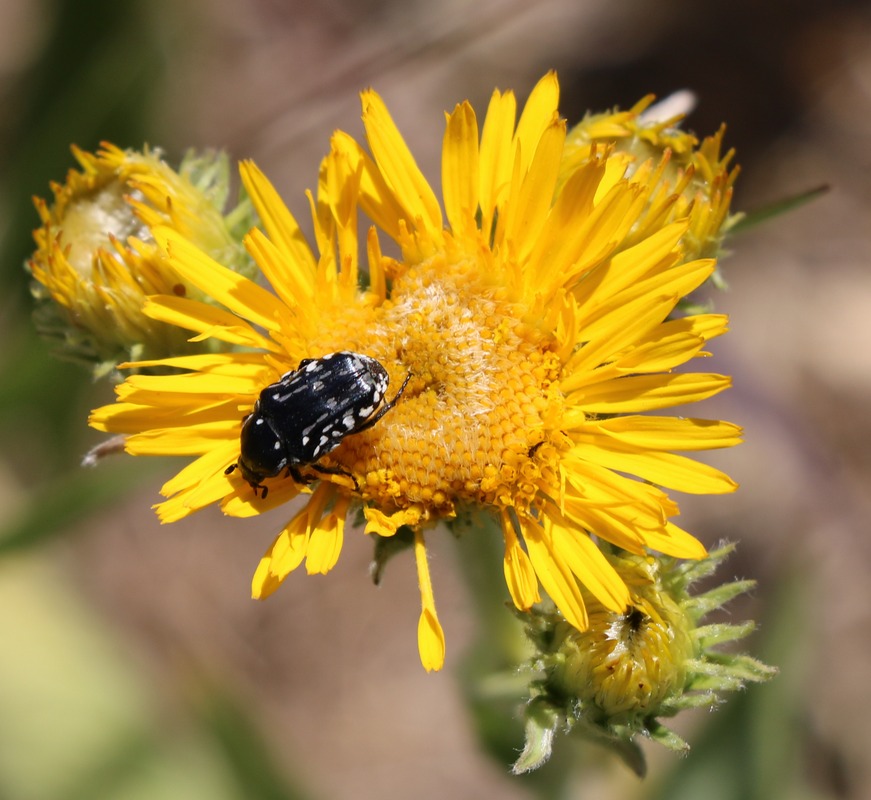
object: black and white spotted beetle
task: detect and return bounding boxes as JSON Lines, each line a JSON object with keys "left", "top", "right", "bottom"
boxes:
{"left": 225, "top": 351, "right": 410, "bottom": 498}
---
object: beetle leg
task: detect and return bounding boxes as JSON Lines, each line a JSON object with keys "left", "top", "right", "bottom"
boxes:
{"left": 354, "top": 370, "right": 412, "bottom": 434}
{"left": 305, "top": 462, "right": 360, "bottom": 492}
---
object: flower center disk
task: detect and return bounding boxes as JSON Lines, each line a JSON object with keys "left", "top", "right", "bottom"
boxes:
{"left": 335, "top": 255, "right": 560, "bottom": 517}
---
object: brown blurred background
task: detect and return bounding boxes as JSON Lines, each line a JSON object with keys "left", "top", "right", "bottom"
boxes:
{"left": 1, "top": 1, "right": 869, "bottom": 798}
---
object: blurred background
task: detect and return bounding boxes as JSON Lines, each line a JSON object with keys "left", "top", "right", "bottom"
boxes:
{"left": 1, "top": 0, "right": 869, "bottom": 798}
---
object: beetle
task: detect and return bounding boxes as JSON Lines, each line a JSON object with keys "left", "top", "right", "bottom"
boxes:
{"left": 623, "top": 606, "right": 648, "bottom": 636}
{"left": 225, "top": 351, "right": 410, "bottom": 498}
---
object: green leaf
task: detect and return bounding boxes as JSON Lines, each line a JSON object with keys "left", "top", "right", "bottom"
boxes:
{"left": 729, "top": 185, "right": 829, "bottom": 234}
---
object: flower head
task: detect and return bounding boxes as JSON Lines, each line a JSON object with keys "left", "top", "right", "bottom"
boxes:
{"left": 90, "top": 73, "right": 741, "bottom": 671}
{"left": 513, "top": 544, "right": 777, "bottom": 774}
{"left": 559, "top": 93, "right": 740, "bottom": 264}
{"left": 29, "top": 144, "right": 255, "bottom": 376}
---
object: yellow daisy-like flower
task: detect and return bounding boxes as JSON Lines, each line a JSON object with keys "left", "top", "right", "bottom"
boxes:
{"left": 90, "top": 72, "right": 741, "bottom": 672}
{"left": 559, "top": 94, "right": 740, "bottom": 263}
{"left": 30, "top": 143, "right": 253, "bottom": 375}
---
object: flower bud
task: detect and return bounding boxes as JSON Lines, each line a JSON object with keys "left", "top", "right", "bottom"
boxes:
{"left": 514, "top": 545, "right": 776, "bottom": 774}
{"left": 29, "top": 144, "right": 256, "bottom": 376}
{"left": 558, "top": 94, "right": 740, "bottom": 266}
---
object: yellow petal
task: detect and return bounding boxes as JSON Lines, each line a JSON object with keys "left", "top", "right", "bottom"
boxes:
{"left": 442, "top": 101, "right": 479, "bottom": 237}
{"left": 577, "top": 260, "right": 715, "bottom": 350}
{"left": 361, "top": 89, "right": 443, "bottom": 236}
{"left": 643, "top": 521, "right": 708, "bottom": 559}
{"left": 159, "top": 441, "right": 238, "bottom": 498}
{"left": 572, "top": 439, "right": 739, "bottom": 494}
{"left": 553, "top": 176, "right": 646, "bottom": 285}
{"left": 325, "top": 143, "right": 362, "bottom": 231}
{"left": 156, "top": 465, "right": 236, "bottom": 522}
{"left": 561, "top": 453, "right": 668, "bottom": 512}
{"left": 414, "top": 530, "right": 445, "bottom": 672}
{"left": 125, "top": 421, "right": 238, "bottom": 455}
{"left": 519, "top": 516, "right": 588, "bottom": 631}
{"left": 557, "top": 458, "right": 674, "bottom": 553}
{"left": 274, "top": 517, "right": 313, "bottom": 574}
{"left": 251, "top": 512, "right": 311, "bottom": 600}
{"left": 221, "top": 480, "right": 302, "bottom": 518}
{"left": 418, "top": 608, "right": 446, "bottom": 673}
{"left": 242, "top": 228, "right": 317, "bottom": 322}
{"left": 560, "top": 501, "right": 647, "bottom": 555}
{"left": 118, "top": 370, "right": 259, "bottom": 399}
{"left": 251, "top": 556, "right": 284, "bottom": 600}
{"left": 513, "top": 71, "right": 560, "bottom": 178}
{"left": 363, "top": 505, "right": 423, "bottom": 536}
{"left": 334, "top": 130, "right": 406, "bottom": 243}
{"left": 503, "top": 119, "right": 566, "bottom": 265}
{"left": 616, "top": 314, "right": 729, "bottom": 372}
{"left": 143, "top": 295, "right": 281, "bottom": 352}
{"left": 119, "top": 352, "right": 271, "bottom": 377}
{"left": 569, "top": 373, "right": 732, "bottom": 413}
{"left": 500, "top": 511, "right": 541, "bottom": 610}
{"left": 94, "top": 395, "right": 242, "bottom": 433}
{"left": 526, "top": 158, "right": 604, "bottom": 291}
{"left": 591, "top": 416, "right": 743, "bottom": 451}
{"left": 305, "top": 520, "right": 344, "bottom": 575}
{"left": 153, "top": 226, "right": 288, "bottom": 332}
{"left": 573, "top": 220, "right": 688, "bottom": 310}
{"left": 305, "top": 497, "right": 349, "bottom": 575}
{"left": 566, "top": 291, "right": 679, "bottom": 376}
{"left": 324, "top": 146, "right": 362, "bottom": 294}
{"left": 478, "top": 87, "right": 517, "bottom": 232}
{"left": 239, "top": 160, "right": 317, "bottom": 278}
{"left": 365, "top": 226, "right": 387, "bottom": 302}
{"left": 546, "top": 517, "right": 630, "bottom": 612}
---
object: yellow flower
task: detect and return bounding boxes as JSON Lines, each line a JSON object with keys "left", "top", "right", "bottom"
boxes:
{"left": 559, "top": 94, "right": 740, "bottom": 262}
{"left": 513, "top": 545, "right": 777, "bottom": 776}
{"left": 29, "top": 143, "right": 254, "bottom": 375}
{"left": 90, "top": 73, "right": 741, "bottom": 672}
{"left": 514, "top": 545, "right": 777, "bottom": 773}
{"left": 545, "top": 553, "right": 696, "bottom": 721}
